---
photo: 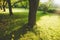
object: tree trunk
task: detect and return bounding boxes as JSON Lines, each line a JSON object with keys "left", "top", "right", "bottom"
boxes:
{"left": 28, "top": 0, "right": 39, "bottom": 28}
{"left": 7, "top": 0, "right": 13, "bottom": 16}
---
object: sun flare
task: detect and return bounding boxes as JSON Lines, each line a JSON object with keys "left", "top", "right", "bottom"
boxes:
{"left": 40, "top": 0, "right": 60, "bottom": 5}
{"left": 40, "top": 0, "right": 48, "bottom": 3}
{"left": 54, "top": 0, "right": 60, "bottom": 5}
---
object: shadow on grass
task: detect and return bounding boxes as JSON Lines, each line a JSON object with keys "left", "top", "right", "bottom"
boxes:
{"left": 2, "top": 24, "right": 31, "bottom": 40}
{"left": 0, "top": 11, "right": 49, "bottom": 40}
{"left": 0, "top": 12, "right": 28, "bottom": 39}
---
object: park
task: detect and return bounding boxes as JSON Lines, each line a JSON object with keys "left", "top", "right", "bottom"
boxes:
{"left": 0, "top": 0, "right": 60, "bottom": 40}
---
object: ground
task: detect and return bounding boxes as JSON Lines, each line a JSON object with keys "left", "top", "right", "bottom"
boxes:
{"left": 0, "top": 8, "right": 60, "bottom": 40}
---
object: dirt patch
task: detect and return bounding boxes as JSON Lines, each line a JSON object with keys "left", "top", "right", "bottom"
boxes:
{"left": 54, "top": 10, "right": 60, "bottom": 14}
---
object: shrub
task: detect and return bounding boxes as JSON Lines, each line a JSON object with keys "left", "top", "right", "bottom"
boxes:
{"left": 47, "top": 9, "right": 56, "bottom": 13}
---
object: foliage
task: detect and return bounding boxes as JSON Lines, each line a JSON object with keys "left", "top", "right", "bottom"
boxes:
{"left": 38, "top": 4, "right": 56, "bottom": 13}
{"left": 38, "top": 4, "right": 48, "bottom": 11}
{"left": 11, "top": 0, "right": 28, "bottom": 8}
{"left": 47, "top": 8, "right": 56, "bottom": 13}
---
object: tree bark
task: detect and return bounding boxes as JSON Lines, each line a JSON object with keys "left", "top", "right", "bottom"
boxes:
{"left": 7, "top": 0, "right": 13, "bottom": 16}
{"left": 28, "top": 0, "right": 39, "bottom": 28}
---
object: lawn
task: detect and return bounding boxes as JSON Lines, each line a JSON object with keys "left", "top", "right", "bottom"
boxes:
{"left": 0, "top": 8, "right": 60, "bottom": 40}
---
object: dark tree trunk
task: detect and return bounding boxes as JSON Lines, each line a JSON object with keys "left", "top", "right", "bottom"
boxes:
{"left": 7, "top": 0, "right": 13, "bottom": 16}
{"left": 28, "top": 0, "right": 39, "bottom": 28}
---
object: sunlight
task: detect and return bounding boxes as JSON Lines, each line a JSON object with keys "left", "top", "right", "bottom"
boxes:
{"left": 40, "top": 0, "right": 48, "bottom": 3}
{"left": 54, "top": 0, "right": 60, "bottom": 5}
{"left": 37, "top": 15, "right": 60, "bottom": 30}
{"left": 36, "top": 14, "right": 60, "bottom": 40}
{"left": 40, "top": 0, "right": 60, "bottom": 6}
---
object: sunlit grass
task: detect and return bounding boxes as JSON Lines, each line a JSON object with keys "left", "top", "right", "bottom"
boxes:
{"left": 36, "top": 14, "right": 60, "bottom": 40}
{"left": 0, "top": 8, "right": 28, "bottom": 13}
{"left": 19, "top": 31, "right": 39, "bottom": 40}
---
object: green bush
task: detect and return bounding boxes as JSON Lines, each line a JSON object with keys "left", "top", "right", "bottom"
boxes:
{"left": 38, "top": 4, "right": 48, "bottom": 11}
{"left": 38, "top": 4, "right": 56, "bottom": 13}
{"left": 47, "top": 9, "right": 56, "bottom": 13}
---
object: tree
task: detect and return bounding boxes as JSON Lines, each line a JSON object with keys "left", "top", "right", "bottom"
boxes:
{"left": 12, "top": 0, "right": 28, "bottom": 8}
{"left": 0, "top": 0, "right": 3, "bottom": 10}
{"left": 7, "top": 0, "right": 13, "bottom": 16}
{"left": 3, "top": 0, "right": 7, "bottom": 12}
{"left": 28, "top": 0, "right": 39, "bottom": 28}
{"left": 0, "top": 0, "right": 7, "bottom": 11}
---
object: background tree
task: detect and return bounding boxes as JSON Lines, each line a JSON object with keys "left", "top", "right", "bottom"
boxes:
{"left": 3, "top": 0, "right": 7, "bottom": 12}
{"left": 0, "top": 0, "right": 3, "bottom": 10}
{"left": 12, "top": 0, "right": 28, "bottom": 8}
{"left": 28, "top": 0, "right": 39, "bottom": 28}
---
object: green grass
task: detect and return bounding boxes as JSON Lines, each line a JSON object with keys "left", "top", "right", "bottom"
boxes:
{"left": 0, "top": 8, "right": 60, "bottom": 40}
{"left": 36, "top": 14, "right": 60, "bottom": 40}
{"left": 0, "top": 12, "right": 28, "bottom": 38}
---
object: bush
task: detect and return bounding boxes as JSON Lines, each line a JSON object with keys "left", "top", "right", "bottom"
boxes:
{"left": 38, "top": 4, "right": 56, "bottom": 13}
{"left": 38, "top": 4, "right": 48, "bottom": 11}
{"left": 47, "top": 9, "right": 56, "bottom": 13}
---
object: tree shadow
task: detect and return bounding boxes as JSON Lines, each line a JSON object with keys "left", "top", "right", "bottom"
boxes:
{"left": 1, "top": 23, "right": 35, "bottom": 40}
{"left": 0, "top": 12, "right": 34, "bottom": 40}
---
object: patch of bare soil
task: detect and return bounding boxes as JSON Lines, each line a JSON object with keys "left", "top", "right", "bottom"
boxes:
{"left": 54, "top": 10, "right": 60, "bottom": 14}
